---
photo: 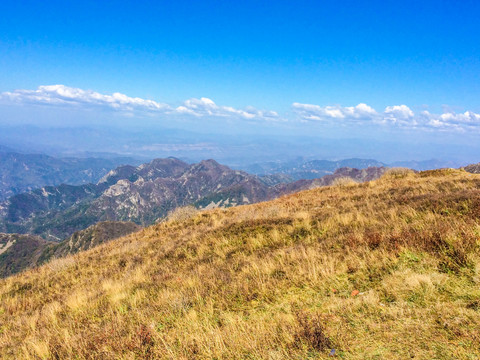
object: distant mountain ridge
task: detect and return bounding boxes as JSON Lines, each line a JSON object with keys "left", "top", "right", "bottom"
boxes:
{"left": 0, "top": 151, "right": 139, "bottom": 201}
{"left": 0, "top": 149, "right": 464, "bottom": 204}
{"left": 246, "top": 157, "right": 466, "bottom": 184}
{"left": 390, "top": 159, "right": 466, "bottom": 171}
{"left": 0, "top": 157, "right": 387, "bottom": 241}
{"left": 246, "top": 158, "right": 385, "bottom": 182}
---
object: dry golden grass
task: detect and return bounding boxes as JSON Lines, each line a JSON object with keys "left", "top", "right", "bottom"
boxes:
{"left": 1, "top": 169, "right": 480, "bottom": 359}
{"left": 383, "top": 167, "right": 416, "bottom": 178}
{"left": 165, "top": 205, "right": 199, "bottom": 223}
{"left": 330, "top": 177, "right": 358, "bottom": 187}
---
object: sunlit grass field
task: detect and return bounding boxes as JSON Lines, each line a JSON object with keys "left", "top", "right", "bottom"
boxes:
{"left": 1, "top": 169, "right": 479, "bottom": 359}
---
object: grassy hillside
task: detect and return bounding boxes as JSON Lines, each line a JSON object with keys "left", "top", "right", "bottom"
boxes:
{"left": 43, "top": 221, "right": 142, "bottom": 260}
{"left": 0, "top": 169, "right": 479, "bottom": 359}
{"left": 0, "top": 234, "right": 50, "bottom": 278}
{"left": 0, "top": 221, "right": 141, "bottom": 278}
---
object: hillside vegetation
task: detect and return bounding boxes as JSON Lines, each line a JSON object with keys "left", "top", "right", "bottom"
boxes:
{"left": 0, "top": 233, "right": 49, "bottom": 278}
{"left": 0, "top": 221, "right": 141, "bottom": 278}
{"left": 0, "top": 169, "right": 479, "bottom": 359}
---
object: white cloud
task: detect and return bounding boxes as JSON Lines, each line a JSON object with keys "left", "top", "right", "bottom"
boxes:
{"left": 384, "top": 105, "right": 414, "bottom": 121}
{"left": 2, "top": 85, "right": 479, "bottom": 132}
{"left": 292, "top": 102, "right": 378, "bottom": 122}
{"left": 1, "top": 85, "right": 171, "bottom": 113}
{"left": 176, "top": 97, "right": 281, "bottom": 121}
{"left": 0, "top": 85, "right": 282, "bottom": 122}
{"left": 349, "top": 103, "right": 377, "bottom": 116}
{"left": 383, "top": 105, "right": 416, "bottom": 126}
{"left": 422, "top": 110, "right": 480, "bottom": 131}
{"left": 292, "top": 102, "right": 480, "bottom": 132}
{"left": 440, "top": 111, "right": 480, "bottom": 124}
{"left": 384, "top": 105, "right": 414, "bottom": 118}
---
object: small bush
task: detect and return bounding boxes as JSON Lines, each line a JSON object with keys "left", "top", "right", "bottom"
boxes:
{"left": 127, "top": 324, "right": 156, "bottom": 359}
{"left": 331, "top": 177, "right": 357, "bottom": 187}
{"left": 165, "top": 205, "right": 199, "bottom": 222}
{"left": 383, "top": 167, "right": 415, "bottom": 179}
{"left": 294, "top": 311, "right": 333, "bottom": 352}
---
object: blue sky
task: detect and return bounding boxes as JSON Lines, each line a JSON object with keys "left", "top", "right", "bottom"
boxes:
{"left": 1, "top": 1, "right": 480, "bottom": 162}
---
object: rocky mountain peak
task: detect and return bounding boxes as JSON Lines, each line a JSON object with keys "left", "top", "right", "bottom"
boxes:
{"left": 97, "top": 165, "right": 137, "bottom": 186}
{"left": 136, "top": 157, "right": 189, "bottom": 180}
{"left": 192, "top": 159, "right": 225, "bottom": 171}
{"left": 464, "top": 163, "right": 480, "bottom": 174}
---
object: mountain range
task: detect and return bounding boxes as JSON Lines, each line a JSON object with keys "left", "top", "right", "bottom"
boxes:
{"left": 0, "top": 149, "right": 139, "bottom": 201}
{"left": 0, "top": 157, "right": 387, "bottom": 241}
{"left": 244, "top": 158, "right": 385, "bottom": 180}
{"left": 244, "top": 157, "right": 464, "bottom": 182}
{"left": 0, "top": 142, "right": 463, "bottom": 203}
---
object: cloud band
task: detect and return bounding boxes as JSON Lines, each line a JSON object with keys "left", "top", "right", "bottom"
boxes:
{"left": 2, "top": 85, "right": 479, "bottom": 131}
